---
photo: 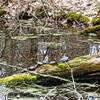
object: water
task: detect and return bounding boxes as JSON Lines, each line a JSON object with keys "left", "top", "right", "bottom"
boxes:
{"left": 0, "top": 93, "right": 7, "bottom": 100}
{"left": 0, "top": 33, "right": 90, "bottom": 67}
{"left": 0, "top": 32, "right": 100, "bottom": 100}
{"left": 87, "top": 92, "right": 100, "bottom": 100}
{"left": 8, "top": 97, "right": 38, "bottom": 100}
{"left": 0, "top": 85, "right": 9, "bottom": 100}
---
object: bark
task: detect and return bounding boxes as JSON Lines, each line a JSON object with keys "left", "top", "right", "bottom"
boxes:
{"left": 35, "top": 55, "right": 100, "bottom": 83}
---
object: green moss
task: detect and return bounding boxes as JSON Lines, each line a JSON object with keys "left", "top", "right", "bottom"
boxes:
{"left": 35, "top": 6, "right": 47, "bottom": 18}
{"left": 52, "top": 11, "right": 89, "bottom": 26}
{"left": 67, "top": 55, "right": 91, "bottom": 67}
{"left": 92, "top": 17, "right": 100, "bottom": 26}
{"left": 80, "top": 25, "right": 100, "bottom": 36}
{"left": 0, "top": 73, "right": 37, "bottom": 87}
{"left": 58, "top": 63, "right": 66, "bottom": 69}
{"left": 66, "top": 12, "right": 80, "bottom": 23}
{"left": 79, "top": 15, "right": 89, "bottom": 25}
{"left": 66, "top": 12, "right": 89, "bottom": 25}
{"left": 57, "top": 55, "right": 91, "bottom": 69}
{"left": 35, "top": 55, "right": 100, "bottom": 80}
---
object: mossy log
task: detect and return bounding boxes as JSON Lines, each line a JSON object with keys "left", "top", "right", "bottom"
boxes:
{"left": 92, "top": 17, "right": 100, "bottom": 26}
{"left": 0, "top": 55, "right": 100, "bottom": 87}
{"left": 80, "top": 25, "right": 100, "bottom": 37}
{"left": 35, "top": 55, "right": 100, "bottom": 83}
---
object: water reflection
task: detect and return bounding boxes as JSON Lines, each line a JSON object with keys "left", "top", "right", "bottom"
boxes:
{"left": 90, "top": 44, "right": 98, "bottom": 55}
{"left": 0, "top": 32, "right": 93, "bottom": 75}
{"left": 59, "top": 54, "right": 69, "bottom": 62}
{"left": 0, "top": 33, "right": 99, "bottom": 74}
{"left": 0, "top": 85, "right": 8, "bottom": 100}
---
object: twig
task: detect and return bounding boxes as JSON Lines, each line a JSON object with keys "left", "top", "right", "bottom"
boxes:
{"left": 30, "top": 71, "right": 72, "bottom": 83}
{"left": 43, "top": 87, "right": 56, "bottom": 100}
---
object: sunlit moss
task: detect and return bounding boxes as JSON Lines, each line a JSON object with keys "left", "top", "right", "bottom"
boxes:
{"left": 66, "top": 12, "right": 80, "bottom": 23}
{"left": 92, "top": 17, "right": 100, "bottom": 26}
{"left": 66, "top": 12, "right": 89, "bottom": 25}
{"left": 0, "top": 73, "right": 37, "bottom": 87}
{"left": 58, "top": 63, "right": 66, "bottom": 69}
{"left": 53, "top": 11, "right": 89, "bottom": 25}
{"left": 79, "top": 15, "right": 89, "bottom": 25}
{"left": 80, "top": 25, "right": 100, "bottom": 36}
{"left": 67, "top": 55, "right": 91, "bottom": 67}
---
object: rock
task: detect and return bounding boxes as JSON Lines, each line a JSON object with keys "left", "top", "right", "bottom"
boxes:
{"left": 16, "top": 94, "right": 20, "bottom": 99}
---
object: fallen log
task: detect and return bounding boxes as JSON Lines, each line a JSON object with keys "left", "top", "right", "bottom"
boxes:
{"left": 0, "top": 55, "right": 100, "bottom": 87}
{"left": 34, "top": 55, "right": 100, "bottom": 83}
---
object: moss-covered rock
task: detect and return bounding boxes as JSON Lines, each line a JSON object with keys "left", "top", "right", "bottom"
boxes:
{"left": 80, "top": 25, "right": 100, "bottom": 36}
{"left": 0, "top": 73, "right": 37, "bottom": 87}
{"left": 92, "top": 17, "right": 100, "bottom": 26}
